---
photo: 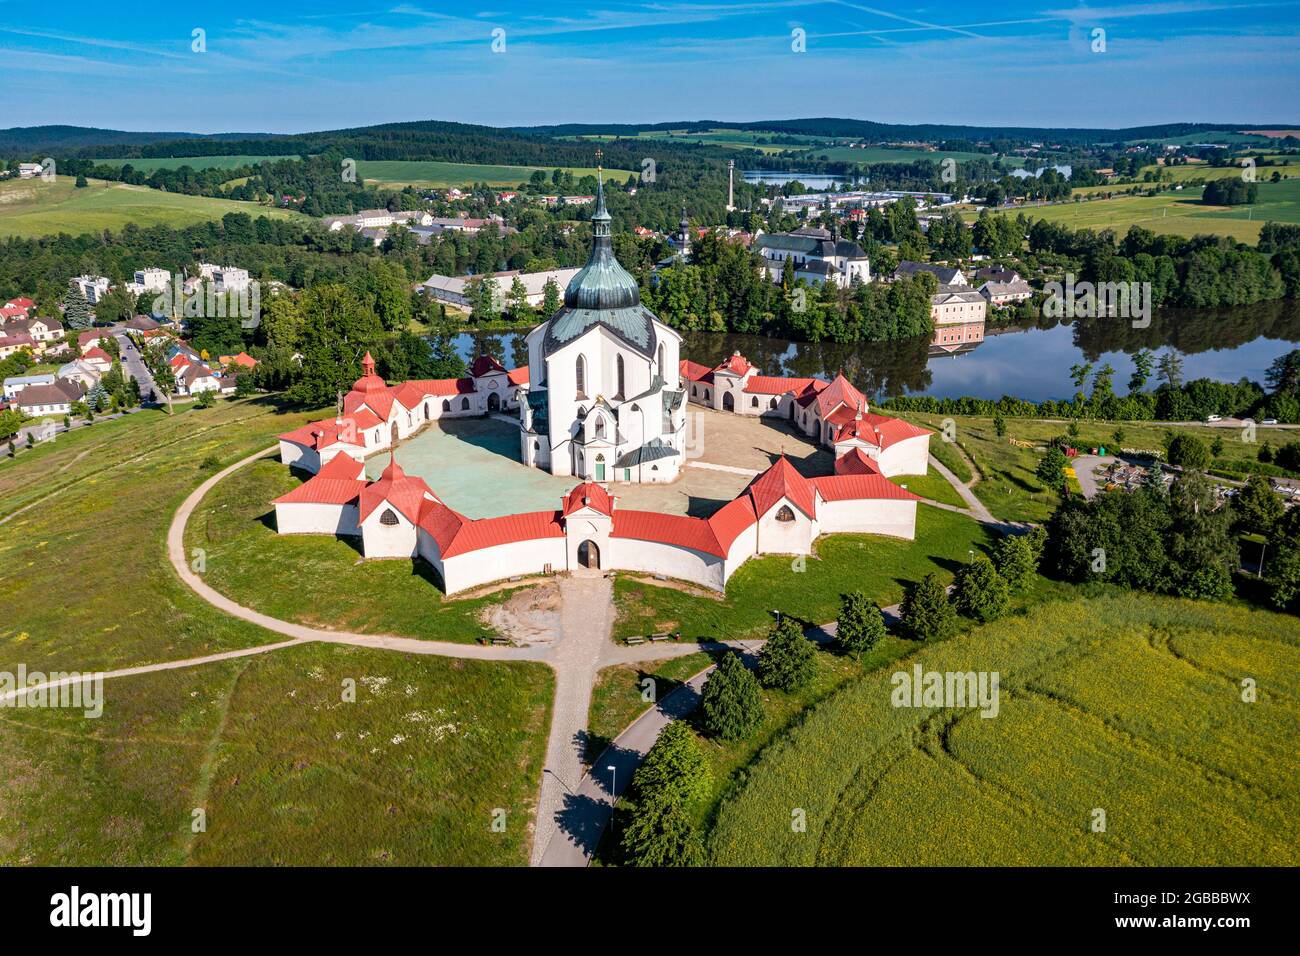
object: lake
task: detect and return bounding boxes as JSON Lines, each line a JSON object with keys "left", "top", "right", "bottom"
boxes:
{"left": 446, "top": 300, "right": 1300, "bottom": 404}
{"left": 742, "top": 171, "right": 860, "bottom": 190}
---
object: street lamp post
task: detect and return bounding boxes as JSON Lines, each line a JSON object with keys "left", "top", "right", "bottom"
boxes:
{"left": 607, "top": 764, "right": 618, "bottom": 841}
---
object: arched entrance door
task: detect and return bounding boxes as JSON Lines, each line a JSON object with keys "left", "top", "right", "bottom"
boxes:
{"left": 594, "top": 453, "right": 606, "bottom": 481}
{"left": 488, "top": 392, "right": 501, "bottom": 413}
{"left": 723, "top": 391, "right": 735, "bottom": 412}
{"left": 578, "top": 540, "right": 601, "bottom": 569}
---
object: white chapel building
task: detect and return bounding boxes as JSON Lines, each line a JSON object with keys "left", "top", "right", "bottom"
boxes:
{"left": 516, "top": 176, "right": 686, "bottom": 484}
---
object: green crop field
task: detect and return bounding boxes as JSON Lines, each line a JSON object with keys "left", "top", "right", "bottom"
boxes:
{"left": 91, "top": 155, "right": 300, "bottom": 172}
{"left": 967, "top": 180, "right": 1300, "bottom": 244}
{"left": 0, "top": 398, "right": 551, "bottom": 865}
{"left": 0, "top": 177, "right": 304, "bottom": 238}
{"left": 357, "top": 160, "right": 636, "bottom": 188}
{"left": 708, "top": 593, "right": 1300, "bottom": 865}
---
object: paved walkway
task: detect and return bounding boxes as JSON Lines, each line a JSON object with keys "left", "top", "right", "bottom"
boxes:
{"left": 929, "top": 452, "right": 996, "bottom": 524}
{"left": 530, "top": 574, "right": 616, "bottom": 865}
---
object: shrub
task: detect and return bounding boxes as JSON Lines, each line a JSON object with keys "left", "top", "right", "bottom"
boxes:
{"left": 757, "top": 617, "right": 817, "bottom": 691}
{"left": 900, "top": 573, "right": 957, "bottom": 640}
{"left": 1036, "top": 447, "right": 1068, "bottom": 492}
{"left": 699, "top": 653, "right": 764, "bottom": 741}
{"left": 836, "top": 590, "right": 887, "bottom": 657}
{"left": 953, "top": 556, "right": 1011, "bottom": 622}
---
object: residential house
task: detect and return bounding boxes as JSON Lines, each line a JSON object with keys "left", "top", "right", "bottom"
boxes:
{"left": 3, "top": 373, "right": 56, "bottom": 399}
{"left": 71, "top": 275, "right": 111, "bottom": 304}
{"left": 16, "top": 380, "right": 83, "bottom": 417}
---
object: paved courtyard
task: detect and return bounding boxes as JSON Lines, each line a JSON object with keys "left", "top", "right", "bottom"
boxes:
{"left": 376, "top": 408, "right": 834, "bottom": 519}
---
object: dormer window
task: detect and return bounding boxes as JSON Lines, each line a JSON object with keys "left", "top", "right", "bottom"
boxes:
{"left": 775, "top": 505, "right": 796, "bottom": 522}
{"left": 380, "top": 508, "right": 400, "bottom": 527}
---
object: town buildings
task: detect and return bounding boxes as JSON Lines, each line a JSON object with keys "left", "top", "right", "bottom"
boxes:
{"left": 754, "top": 227, "right": 871, "bottom": 287}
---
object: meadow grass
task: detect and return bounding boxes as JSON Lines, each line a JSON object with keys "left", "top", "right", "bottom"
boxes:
{"left": 891, "top": 412, "right": 1276, "bottom": 524}
{"left": 0, "top": 177, "right": 303, "bottom": 238}
{"left": 0, "top": 396, "right": 554, "bottom": 865}
{"left": 186, "top": 457, "right": 533, "bottom": 643}
{"left": 0, "top": 642, "right": 551, "bottom": 865}
{"left": 707, "top": 593, "right": 1300, "bottom": 865}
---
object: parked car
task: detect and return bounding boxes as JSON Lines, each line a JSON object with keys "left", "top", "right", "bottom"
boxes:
{"left": 1262, "top": 418, "right": 1279, "bottom": 425}
{"left": 1206, "top": 415, "right": 1223, "bottom": 423}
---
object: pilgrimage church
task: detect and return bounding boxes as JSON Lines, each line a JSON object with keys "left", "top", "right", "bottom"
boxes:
{"left": 517, "top": 174, "right": 685, "bottom": 483}
{"left": 272, "top": 173, "right": 935, "bottom": 595}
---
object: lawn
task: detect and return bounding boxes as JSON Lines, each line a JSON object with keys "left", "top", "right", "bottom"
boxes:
{"left": 0, "top": 395, "right": 555, "bottom": 865}
{"left": 0, "top": 641, "right": 551, "bottom": 865}
{"left": 186, "top": 456, "right": 534, "bottom": 643}
{"left": 612, "top": 504, "right": 998, "bottom": 642}
{"left": 0, "top": 177, "right": 304, "bottom": 238}
{"left": 891, "top": 465, "right": 966, "bottom": 508}
{"left": 890, "top": 412, "right": 1277, "bottom": 524}
{"left": 358, "top": 160, "right": 636, "bottom": 188}
{"left": 708, "top": 593, "right": 1300, "bottom": 865}
{"left": 966, "top": 180, "right": 1300, "bottom": 245}
{"left": 91, "top": 155, "right": 301, "bottom": 173}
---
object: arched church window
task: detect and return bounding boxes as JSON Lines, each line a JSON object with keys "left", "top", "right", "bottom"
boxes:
{"left": 751, "top": 396, "right": 759, "bottom": 408}
{"left": 775, "top": 505, "right": 796, "bottom": 522}
{"left": 595, "top": 417, "right": 606, "bottom": 439}
{"left": 442, "top": 400, "right": 451, "bottom": 412}
{"left": 380, "top": 508, "right": 400, "bottom": 527}
{"left": 770, "top": 398, "right": 778, "bottom": 409}
{"left": 657, "top": 343, "right": 665, "bottom": 380}
{"left": 615, "top": 354, "right": 625, "bottom": 399}
{"left": 461, "top": 397, "right": 470, "bottom": 410}
{"left": 575, "top": 355, "right": 586, "bottom": 398}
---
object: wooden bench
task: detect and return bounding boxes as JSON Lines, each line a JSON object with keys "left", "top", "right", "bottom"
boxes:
{"left": 626, "top": 636, "right": 647, "bottom": 646}
{"left": 490, "top": 637, "right": 512, "bottom": 647}
{"left": 648, "top": 632, "right": 672, "bottom": 643}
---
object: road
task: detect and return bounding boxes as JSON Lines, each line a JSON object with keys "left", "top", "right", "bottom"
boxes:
{"left": 113, "top": 329, "right": 158, "bottom": 401}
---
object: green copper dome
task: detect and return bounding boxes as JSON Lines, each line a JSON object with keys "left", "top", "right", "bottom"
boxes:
{"left": 542, "top": 173, "right": 658, "bottom": 360}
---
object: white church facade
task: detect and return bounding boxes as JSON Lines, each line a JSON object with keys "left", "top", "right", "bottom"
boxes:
{"left": 516, "top": 180, "right": 686, "bottom": 484}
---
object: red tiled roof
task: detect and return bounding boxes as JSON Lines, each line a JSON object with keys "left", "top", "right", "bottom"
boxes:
{"left": 795, "top": 379, "right": 830, "bottom": 408}
{"left": 706, "top": 495, "right": 758, "bottom": 553}
{"left": 4, "top": 298, "right": 34, "bottom": 310}
{"left": 745, "top": 375, "right": 820, "bottom": 396}
{"left": 746, "top": 455, "right": 816, "bottom": 519}
{"left": 230, "top": 351, "right": 258, "bottom": 368}
{"left": 428, "top": 507, "right": 565, "bottom": 558}
{"left": 679, "top": 359, "right": 713, "bottom": 384}
{"left": 813, "top": 373, "right": 865, "bottom": 419}
{"left": 77, "top": 330, "right": 103, "bottom": 346}
{"left": 507, "top": 366, "right": 529, "bottom": 386}
{"left": 278, "top": 418, "right": 359, "bottom": 451}
{"left": 812, "top": 475, "right": 921, "bottom": 502}
{"left": 612, "top": 510, "right": 729, "bottom": 558}
{"left": 272, "top": 462, "right": 366, "bottom": 505}
{"left": 469, "top": 354, "right": 507, "bottom": 377}
{"left": 834, "top": 412, "right": 931, "bottom": 449}
{"left": 82, "top": 346, "right": 112, "bottom": 363}
{"left": 563, "top": 482, "right": 614, "bottom": 516}
{"left": 359, "top": 452, "right": 436, "bottom": 523}
{"left": 714, "top": 352, "right": 753, "bottom": 377}
{"left": 835, "top": 448, "right": 881, "bottom": 476}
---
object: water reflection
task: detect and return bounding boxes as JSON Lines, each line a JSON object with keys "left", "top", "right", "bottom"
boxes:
{"left": 446, "top": 300, "right": 1300, "bottom": 404}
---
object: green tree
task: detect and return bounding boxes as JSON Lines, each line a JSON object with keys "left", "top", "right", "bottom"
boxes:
{"left": 836, "top": 590, "right": 887, "bottom": 657}
{"left": 698, "top": 653, "right": 764, "bottom": 740}
{"left": 953, "top": 556, "right": 1010, "bottom": 622}
{"left": 620, "top": 720, "right": 710, "bottom": 867}
{"left": 900, "top": 573, "right": 956, "bottom": 640}
{"left": 287, "top": 284, "right": 385, "bottom": 407}
{"left": 992, "top": 534, "right": 1038, "bottom": 590}
{"left": 757, "top": 616, "right": 816, "bottom": 691}
{"left": 1036, "top": 446, "right": 1068, "bottom": 492}
{"left": 993, "top": 412, "right": 1006, "bottom": 437}
{"left": 1166, "top": 433, "right": 1211, "bottom": 471}
{"left": 62, "top": 286, "right": 94, "bottom": 330}
{"left": 541, "top": 277, "right": 561, "bottom": 317}
{"left": 1232, "top": 474, "right": 1285, "bottom": 537}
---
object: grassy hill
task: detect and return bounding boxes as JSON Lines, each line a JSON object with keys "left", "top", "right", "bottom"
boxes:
{"left": 0, "top": 177, "right": 305, "bottom": 238}
{"left": 965, "top": 179, "right": 1300, "bottom": 244}
{"left": 356, "top": 159, "right": 636, "bottom": 188}
{"left": 91, "top": 155, "right": 300, "bottom": 173}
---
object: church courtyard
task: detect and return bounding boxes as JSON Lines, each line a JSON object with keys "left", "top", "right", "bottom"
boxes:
{"left": 369, "top": 406, "right": 832, "bottom": 519}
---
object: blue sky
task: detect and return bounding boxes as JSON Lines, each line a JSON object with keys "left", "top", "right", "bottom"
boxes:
{"left": 1, "top": 1, "right": 1297, "bottom": 132}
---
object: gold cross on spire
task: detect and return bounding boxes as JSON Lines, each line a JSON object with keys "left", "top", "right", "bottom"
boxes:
{"left": 594, "top": 147, "right": 603, "bottom": 171}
